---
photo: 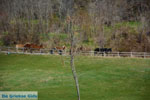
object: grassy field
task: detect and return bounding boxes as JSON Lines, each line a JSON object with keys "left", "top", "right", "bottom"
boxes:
{"left": 0, "top": 54, "right": 150, "bottom": 100}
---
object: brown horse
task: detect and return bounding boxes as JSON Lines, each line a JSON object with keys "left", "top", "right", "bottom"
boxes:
{"left": 30, "top": 44, "right": 43, "bottom": 50}
{"left": 55, "top": 46, "right": 66, "bottom": 51}
{"left": 16, "top": 44, "right": 24, "bottom": 49}
{"left": 16, "top": 44, "right": 25, "bottom": 52}
{"left": 24, "top": 43, "right": 43, "bottom": 53}
{"left": 24, "top": 43, "right": 31, "bottom": 49}
{"left": 76, "top": 46, "right": 85, "bottom": 52}
{"left": 75, "top": 46, "right": 92, "bottom": 54}
{"left": 53, "top": 46, "right": 66, "bottom": 55}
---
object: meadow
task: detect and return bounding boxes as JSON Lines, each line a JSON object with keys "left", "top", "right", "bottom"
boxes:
{"left": 0, "top": 54, "right": 150, "bottom": 100}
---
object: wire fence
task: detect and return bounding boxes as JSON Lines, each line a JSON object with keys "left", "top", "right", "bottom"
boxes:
{"left": 0, "top": 46, "right": 150, "bottom": 59}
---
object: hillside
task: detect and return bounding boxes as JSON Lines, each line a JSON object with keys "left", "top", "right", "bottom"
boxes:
{"left": 0, "top": 0, "right": 150, "bottom": 52}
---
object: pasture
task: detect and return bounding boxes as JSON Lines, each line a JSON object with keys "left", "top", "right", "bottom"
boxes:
{"left": 0, "top": 54, "right": 150, "bottom": 100}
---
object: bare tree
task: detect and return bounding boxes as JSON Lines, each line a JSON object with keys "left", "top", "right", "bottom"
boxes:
{"left": 67, "top": 16, "right": 80, "bottom": 100}
{"left": 66, "top": 0, "right": 80, "bottom": 99}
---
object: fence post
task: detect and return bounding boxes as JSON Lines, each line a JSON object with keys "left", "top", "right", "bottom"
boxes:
{"left": 40, "top": 49, "right": 41, "bottom": 54}
{"left": 7, "top": 47, "right": 10, "bottom": 54}
{"left": 130, "top": 52, "right": 133, "bottom": 57}
{"left": 104, "top": 52, "right": 106, "bottom": 57}
{"left": 23, "top": 48, "right": 24, "bottom": 53}
{"left": 118, "top": 52, "right": 120, "bottom": 57}
{"left": 90, "top": 51, "right": 92, "bottom": 56}
{"left": 144, "top": 52, "right": 146, "bottom": 59}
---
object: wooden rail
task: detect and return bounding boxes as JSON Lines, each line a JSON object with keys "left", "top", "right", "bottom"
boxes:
{"left": 0, "top": 46, "right": 150, "bottom": 58}
{"left": 79, "top": 51, "right": 150, "bottom": 58}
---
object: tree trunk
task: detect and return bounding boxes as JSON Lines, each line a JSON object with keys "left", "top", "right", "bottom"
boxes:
{"left": 70, "top": 53, "right": 80, "bottom": 100}
{"left": 69, "top": 20, "right": 80, "bottom": 100}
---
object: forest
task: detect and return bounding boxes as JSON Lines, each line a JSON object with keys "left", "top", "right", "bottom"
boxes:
{"left": 0, "top": 0, "right": 150, "bottom": 52}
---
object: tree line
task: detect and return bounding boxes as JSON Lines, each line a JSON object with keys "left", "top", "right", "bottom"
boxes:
{"left": 0, "top": 0, "right": 150, "bottom": 52}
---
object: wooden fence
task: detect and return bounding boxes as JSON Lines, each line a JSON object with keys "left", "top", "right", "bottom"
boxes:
{"left": 0, "top": 46, "right": 150, "bottom": 58}
{"left": 79, "top": 51, "right": 150, "bottom": 58}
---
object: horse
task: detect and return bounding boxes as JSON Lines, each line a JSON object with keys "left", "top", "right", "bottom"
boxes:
{"left": 76, "top": 46, "right": 92, "bottom": 54}
{"left": 30, "top": 44, "right": 43, "bottom": 50}
{"left": 55, "top": 46, "right": 66, "bottom": 51}
{"left": 69, "top": 46, "right": 88, "bottom": 55}
{"left": 16, "top": 44, "right": 25, "bottom": 52}
{"left": 76, "top": 46, "right": 85, "bottom": 53}
{"left": 51, "top": 46, "right": 66, "bottom": 55}
{"left": 94, "top": 48, "right": 112, "bottom": 55}
{"left": 24, "top": 43, "right": 31, "bottom": 49}
{"left": 24, "top": 43, "right": 43, "bottom": 53}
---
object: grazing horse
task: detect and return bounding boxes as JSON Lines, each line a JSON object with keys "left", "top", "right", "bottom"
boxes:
{"left": 94, "top": 48, "right": 112, "bottom": 55}
{"left": 24, "top": 43, "right": 31, "bottom": 49}
{"left": 69, "top": 46, "right": 86, "bottom": 55}
{"left": 24, "top": 43, "right": 43, "bottom": 53}
{"left": 55, "top": 46, "right": 66, "bottom": 51}
{"left": 24, "top": 43, "right": 32, "bottom": 52}
{"left": 16, "top": 44, "right": 25, "bottom": 52}
{"left": 76, "top": 46, "right": 92, "bottom": 53}
{"left": 30, "top": 44, "right": 43, "bottom": 50}
{"left": 76, "top": 46, "right": 85, "bottom": 52}
{"left": 51, "top": 46, "right": 66, "bottom": 55}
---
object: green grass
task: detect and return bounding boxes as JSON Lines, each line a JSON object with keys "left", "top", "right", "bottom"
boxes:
{"left": 104, "top": 21, "right": 141, "bottom": 36}
{"left": 0, "top": 54, "right": 150, "bottom": 100}
{"left": 48, "top": 33, "right": 68, "bottom": 40}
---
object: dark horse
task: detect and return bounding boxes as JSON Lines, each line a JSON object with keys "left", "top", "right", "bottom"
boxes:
{"left": 94, "top": 48, "right": 112, "bottom": 55}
